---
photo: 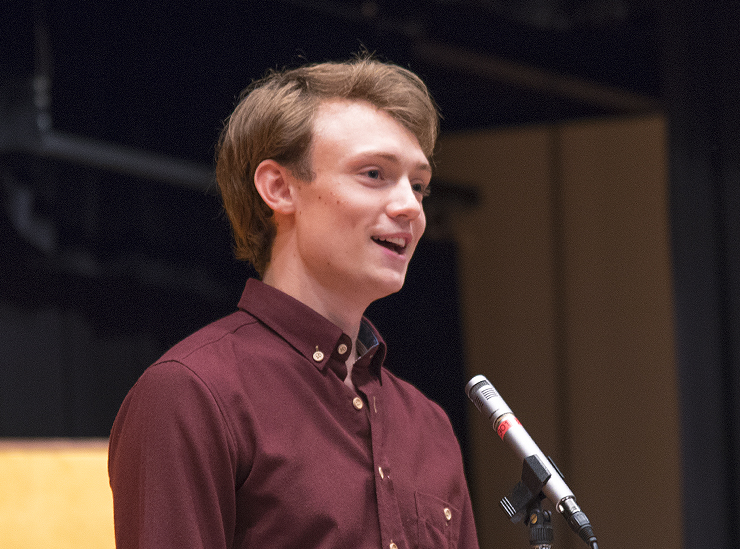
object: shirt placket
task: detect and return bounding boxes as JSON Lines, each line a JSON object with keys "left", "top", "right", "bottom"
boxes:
{"left": 359, "top": 384, "right": 406, "bottom": 549}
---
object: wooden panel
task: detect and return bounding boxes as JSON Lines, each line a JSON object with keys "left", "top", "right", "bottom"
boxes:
{"left": 435, "top": 114, "right": 681, "bottom": 549}
{"left": 435, "top": 126, "right": 565, "bottom": 548}
{"left": 558, "top": 116, "right": 682, "bottom": 549}
{"left": 0, "top": 439, "right": 114, "bottom": 549}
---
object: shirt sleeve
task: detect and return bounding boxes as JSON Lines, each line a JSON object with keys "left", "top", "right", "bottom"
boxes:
{"left": 108, "top": 361, "right": 239, "bottom": 549}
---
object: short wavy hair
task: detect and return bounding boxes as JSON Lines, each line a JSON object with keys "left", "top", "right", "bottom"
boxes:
{"left": 215, "top": 55, "right": 440, "bottom": 276}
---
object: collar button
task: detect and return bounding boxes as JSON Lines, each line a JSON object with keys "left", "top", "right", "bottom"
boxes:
{"left": 312, "top": 347, "right": 324, "bottom": 362}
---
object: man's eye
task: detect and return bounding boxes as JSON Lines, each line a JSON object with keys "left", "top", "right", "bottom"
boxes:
{"left": 366, "top": 169, "right": 381, "bottom": 179}
{"left": 413, "top": 183, "right": 431, "bottom": 198}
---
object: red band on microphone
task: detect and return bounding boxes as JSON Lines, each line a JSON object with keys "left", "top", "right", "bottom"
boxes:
{"left": 496, "top": 417, "right": 521, "bottom": 440}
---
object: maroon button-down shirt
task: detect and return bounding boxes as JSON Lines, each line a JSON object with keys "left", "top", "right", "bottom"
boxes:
{"left": 109, "top": 278, "right": 479, "bottom": 548}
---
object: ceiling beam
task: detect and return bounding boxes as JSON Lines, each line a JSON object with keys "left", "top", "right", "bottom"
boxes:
{"left": 413, "top": 41, "right": 662, "bottom": 113}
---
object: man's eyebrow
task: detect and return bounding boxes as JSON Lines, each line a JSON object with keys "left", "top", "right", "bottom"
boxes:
{"left": 416, "top": 161, "right": 433, "bottom": 174}
{"left": 368, "top": 152, "right": 432, "bottom": 173}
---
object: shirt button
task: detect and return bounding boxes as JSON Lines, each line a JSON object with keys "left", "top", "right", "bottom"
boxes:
{"left": 338, "top": 343, "right": 348, "bottom": 355}
{"left": 378, "top": 466, "right": 384, "bottom": 479}
{"left": 312, "top": 347, "right": 324, "bottom": 362}
{"left": 352, "top": 397, "right": 364, "bottom": 410}
{"left": 444, "top": 507, "right": 452, "bottom": 521}
{"left": 390, "top": 543, "right": 398, "bottom": 549}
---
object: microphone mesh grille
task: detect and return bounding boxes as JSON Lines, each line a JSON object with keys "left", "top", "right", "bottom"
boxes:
{"left": 468, "top": 379, "right": 498, "bottom": 412}
{"left": 481, "top": 385, "right": 498, "bottom": 400}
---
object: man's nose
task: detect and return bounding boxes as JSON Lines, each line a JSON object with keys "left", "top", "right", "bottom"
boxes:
{"left": 386, "top": 178, "right": 423, "bottom": 219}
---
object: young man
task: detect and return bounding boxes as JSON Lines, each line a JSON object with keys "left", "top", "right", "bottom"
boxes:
{"left": 109, "top": 56, "right": 479, "bottom": 549}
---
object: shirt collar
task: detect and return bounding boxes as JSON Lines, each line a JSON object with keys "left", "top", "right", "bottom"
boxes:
{"left": 238, "top": 278, "right": 386, "bottom": 379}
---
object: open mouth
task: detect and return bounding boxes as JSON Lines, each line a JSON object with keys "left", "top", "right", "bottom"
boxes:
{"left": 372, "top": 236, "right": 408, "bottom": 254}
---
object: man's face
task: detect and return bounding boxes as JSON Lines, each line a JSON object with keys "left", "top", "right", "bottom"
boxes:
{"left": 288, "top": 99, "right": 431, "bottom": 308}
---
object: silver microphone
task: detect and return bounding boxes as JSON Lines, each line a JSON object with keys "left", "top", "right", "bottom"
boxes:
{"left": 465, "top": 375, "right": 597, "bottom": 547}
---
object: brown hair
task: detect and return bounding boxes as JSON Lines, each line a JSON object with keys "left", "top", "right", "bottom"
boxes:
{"left": 215, "top": 55, "right": 440, "bottom": 276}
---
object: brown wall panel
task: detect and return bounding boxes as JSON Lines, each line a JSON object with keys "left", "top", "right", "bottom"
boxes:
{"left": 434, "top": 115, "right": 681, "bottom": 549}
{"left": 558, "top": 116, "right": 681, "bottom": 549}
{"left": 436, "top": 126, "right": 566, "bottom": 548}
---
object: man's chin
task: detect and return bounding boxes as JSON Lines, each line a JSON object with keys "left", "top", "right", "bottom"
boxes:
{"left": 370, "top": 273, "right": 408, "bottom": 301}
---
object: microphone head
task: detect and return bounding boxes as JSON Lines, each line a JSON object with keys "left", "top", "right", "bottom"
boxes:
{"left": 464, "top": 374, "right": 490, "bottom": 399}
{"left": 465, "top": 375, "right": 513, "bottom": 421}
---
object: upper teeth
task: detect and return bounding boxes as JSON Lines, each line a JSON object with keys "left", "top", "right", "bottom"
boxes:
{"left": 376, "top": 236, "right": 406, "bottom": 247}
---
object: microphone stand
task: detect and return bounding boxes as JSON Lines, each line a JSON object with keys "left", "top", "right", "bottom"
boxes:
{"left": 500, "top": 455, "right": 556, "bottom": 549}
{"left": 525, "top": 500, "right": 554, "bottom": 549}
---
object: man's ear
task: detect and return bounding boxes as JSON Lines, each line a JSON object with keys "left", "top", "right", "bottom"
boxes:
{"left": 254, "top": 159, "right": 297, "bottom": 215}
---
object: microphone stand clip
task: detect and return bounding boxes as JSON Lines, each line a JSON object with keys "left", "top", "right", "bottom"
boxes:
{"left": 501, "top": 454, "right": 555, "bottom": 549}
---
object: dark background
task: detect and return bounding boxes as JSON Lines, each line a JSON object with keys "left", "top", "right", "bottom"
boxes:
{"left": 1, "top": 2, "right": 738, "bottom": 547}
